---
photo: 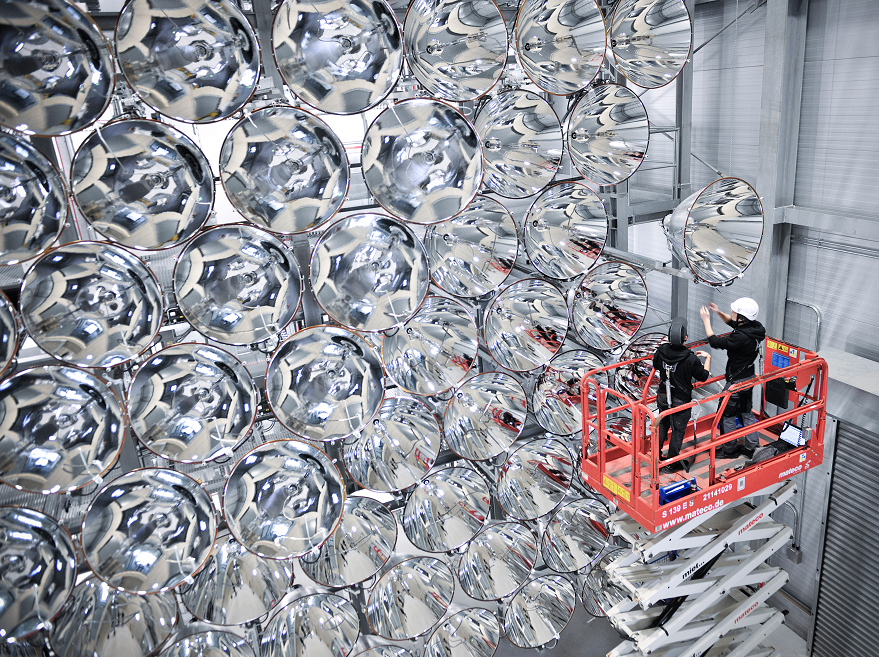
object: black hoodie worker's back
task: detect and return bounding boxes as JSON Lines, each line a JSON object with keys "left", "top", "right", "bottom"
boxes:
{"left": 653, "top": 343, "right": 710, "bottom": 401}
{"left": 708, "top": 318, "right": 767, "bottom": 382}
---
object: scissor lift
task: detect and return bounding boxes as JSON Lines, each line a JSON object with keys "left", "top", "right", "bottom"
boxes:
{"left": 578, "top": 337, "right": 827, "bottom": 657}
{"left": 579, "top": 336, "right": 828, "bottom": 534}
{"left": 603, "top": 480, "right": 796, "bottom": 657}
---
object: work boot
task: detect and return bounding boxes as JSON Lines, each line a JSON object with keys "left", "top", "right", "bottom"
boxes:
{"left": 717, "top": 442, "right": 742, "bottom": 459}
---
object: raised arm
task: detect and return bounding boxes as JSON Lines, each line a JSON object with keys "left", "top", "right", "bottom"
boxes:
{"left": 709, "top": 302, "right": 732, "bottom": 325}
{"left": 700, "top": 305, "right": 715, "bottom": 338}
{"left": 695, "top": 350, "right": 712, "bottom": 373}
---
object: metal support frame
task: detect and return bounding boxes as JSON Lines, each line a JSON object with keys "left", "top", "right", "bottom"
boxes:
{"left": 668, "top": 0, "right": 695, "bottom": 321}
{"left": 749, "top": 0, "right": 809, "bottom": 337}
{"left": 601, "top": 481, "right": 796, "bottom": 657}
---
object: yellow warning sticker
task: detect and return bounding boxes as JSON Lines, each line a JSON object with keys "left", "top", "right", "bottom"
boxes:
{"left": 767, "top": 340, "right": 777, "bottom": 350}
{"left": 603, "top": 475, "right": 631, "bottom": 502}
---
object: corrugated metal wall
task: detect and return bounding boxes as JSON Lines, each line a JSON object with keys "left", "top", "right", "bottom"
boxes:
{"left": 784, "top": 226, "right": 879, "bottom": 362}
{"left": 794, "top": 0, "right": 879, "bottom": 213}
{"left": 811, "top": 423, "right": 879, "bottom": 657}
{"left": 691, "top": 0, "right": 765, "bottom": 189}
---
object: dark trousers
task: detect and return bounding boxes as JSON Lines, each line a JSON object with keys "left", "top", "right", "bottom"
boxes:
{"left": 718, "top": 381, "right": 760, "bottom": 452}
{"left": 657, "top": 397, "right": 691, "bottom": 459}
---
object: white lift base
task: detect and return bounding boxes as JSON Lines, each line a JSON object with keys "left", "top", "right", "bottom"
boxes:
{"left": 601, "top": 480, "right": 798, "bottom": 657}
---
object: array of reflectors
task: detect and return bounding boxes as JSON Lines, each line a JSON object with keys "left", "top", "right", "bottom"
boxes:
{"left": 0, "top": 1, "right": 766, "bottom": 653}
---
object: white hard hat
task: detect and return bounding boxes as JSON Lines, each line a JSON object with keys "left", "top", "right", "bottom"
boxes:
{"left": 730, "top": 297, "right": 759, "bottom": 321}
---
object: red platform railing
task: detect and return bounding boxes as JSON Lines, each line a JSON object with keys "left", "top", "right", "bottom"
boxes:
{"left": 580, "top": 336, "right": 828, "bottom": 533}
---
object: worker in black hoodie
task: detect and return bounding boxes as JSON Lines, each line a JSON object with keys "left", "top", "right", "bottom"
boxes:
{"left": 653, "top": 318, "right": 712, "bottom": 473}
{"left": 700, "top": 297, "right": 767, "bottom": 458}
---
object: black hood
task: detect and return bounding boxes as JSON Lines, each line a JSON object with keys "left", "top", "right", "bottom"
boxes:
{"left": 737, "top": 320, "right": 766, "bottom": 342}
{"left": 657, "top": 343, "right": 690, "bottom": 364}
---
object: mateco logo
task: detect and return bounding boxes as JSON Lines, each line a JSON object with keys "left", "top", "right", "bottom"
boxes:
{"left": 734, "top": 600, "right": 759, "bottom": 625}
{"left": 738, "top": 512, "right": 763, "bottom": 536}
{"left": 778, "top": 464, "right": 803, "bottom": 479}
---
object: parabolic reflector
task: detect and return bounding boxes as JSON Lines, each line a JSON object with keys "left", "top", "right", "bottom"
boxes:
{"left": 174, "top": 224, "right": 302, "bottom": 345}
{"left": 662, "top": 177, "right": 764, "bottom": 285}
{"left": 366, "top": 557, "right": 455, "bottom": 640}
{"left": 484, "top": 278, "right": 568, "bottom": 372}
{"left": 223, "top": 440, "right": 345, "bottom": 559}
{"left": 524, "top": 181, "right": 608, "bottom": 280}
{"left": 540, "top": 497, "right": 611, "bottom": 573}
{"left": 220, "top": 106, "right": 348, "bottom": 234}
{"left": 533, "top": 350, "right": 606, "bottom": 435}
{"left": 71, "top": 119, "right": 213, "bottom": 250}
{"left": 503, "top": 575, "right": 576, "bottom": 649}
{"left": 0, "top": 132, "right": 66, "bottom": 265}
{"left": 0, "top": 365, "right": 125, "bottom": 494}
{"left": 475, "top": 89, "right": 562, "bottom": 198}
{"left": 361, "top": 99, "right": 483, "bottom": 224}
{"left": 50, "top": 577, "right": 178, "bottom": 657}
{"left": 443, "top": 372, "right": 527, "bottom": 461}
{"left": 424, "top": 196, "right": 518, "bottom": 298}
{"left": 610, "top": 0, "right": 693, "bottom": 89}
{"left": 0, "top": 507, "right": 77, "bottom": 642}
{"left": 273, "top": 0, "right": 403, "bottom": 114}
{"left": 20, "top": 241, "right": 163, "bottom": 368}
{"left": 568, "top": 261, "right": 648, "bottom": 351}
{"left": 0, "top": 0, "right": 113, "bottom": 136}
{"left": 181, "top": 532, "right": 293, "bottom": 625}
{"left": 260, "top": 594, "right": 360, "bottom": 657}
{"left": 402, "top": 466, "right": 490, "bottom": 552}
{"left": 300, "top": 495, "right": 397, "bottom": 588}
{"left": 344, "top": 397, "right": 440, "bottom": 492}
{"left": 515, "top": 0, "right": 606, "bottom": 95}
{"left": 423, "top": 607, "right": 500, "bottom": 657}
{"left": 404, "top": 0, "right": 507, "bottom": 102}
{"left": 266, "top": 325, "right": 384, "bottom": 442}
{"left": 310, "top": 214, "right": 430, "bottom": 332}
{"left": 81, "top": 468, "right": 217, "bottom": 595}
{"left": 128, "top": 343, "right": 257, "bottom": 463}
{"left": 568, "top": 83, "right": 649, "bottom": 186}
{"left": 496, "top": 439, "right": 574, "bottom": 520}
{"left": 382, "top": 296, "right": 478, "bottom": 397}
{"left": 456, "top": 522, "right": 537, "bottom": 601}
{"left": 116, "top": 0, "right": 260, "bottom": 122}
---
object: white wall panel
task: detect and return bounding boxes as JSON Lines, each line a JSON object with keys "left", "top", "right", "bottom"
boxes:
{"left": 795, "top": 0, "right": 879, "bottom": 213}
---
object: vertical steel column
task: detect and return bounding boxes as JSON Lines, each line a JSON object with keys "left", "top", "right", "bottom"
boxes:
{"left": 253, "top": 0, "right": 287, "bottom": 98}
{"left": 670, "top": 0, "right": 695, "bottom": 321}
{"left": 749, "top": 0, "right": 808, "bottom": 338}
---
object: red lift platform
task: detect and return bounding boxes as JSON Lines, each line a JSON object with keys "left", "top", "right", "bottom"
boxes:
{"left": 580, "top": 336, "right": 828, "bottom": 534}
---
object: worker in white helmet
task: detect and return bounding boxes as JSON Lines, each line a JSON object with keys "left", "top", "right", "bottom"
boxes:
{"left": 699, "top": 297, "right": 766, "bottom": 459}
